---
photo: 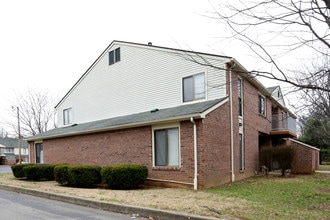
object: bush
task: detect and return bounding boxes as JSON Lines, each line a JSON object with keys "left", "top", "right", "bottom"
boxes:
{"left": 11, "top": 164, "right": 31, "bottom": 178}
{"left": 101, "top": 164, "right": 148, "bottom": 189}
{"left": 56, "top": 165, "right": 101, "bottom": 188}
{"left": 273, "top": 147, "right": 295, "bottom": 176}
{"left": 260, "top": 146, "right": 296, "bottom": 176}
{"left": 320, "top": 148, "right": 330, "bottom": 164}
{"left": 23, "top": 164, "right": 56, "bottom": 181}
{"left": 54, "top": 164, "right": 70, "bottom": 185}
{"left": 260, "top": 147, "right": 273, "bottom": 170}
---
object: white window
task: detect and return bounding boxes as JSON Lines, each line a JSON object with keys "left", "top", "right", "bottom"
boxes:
{"left": 63, "top": 108, "right": 72, "bottom": 125}
{"left": 109, "top": 47, "right": 121, "bottom": 65}
{"left": 258, "top": 94, "right": 266, "bottom": 115}
{"left": 183, "top": 73, "right": 205, "bottom": 102}
{"left": 154, "top": 127, "right": 179, "bottom": 166}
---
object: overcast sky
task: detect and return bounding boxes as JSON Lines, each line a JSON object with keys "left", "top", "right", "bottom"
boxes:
{"left": 0, "top": 0, "right": 296, "bottom": 134}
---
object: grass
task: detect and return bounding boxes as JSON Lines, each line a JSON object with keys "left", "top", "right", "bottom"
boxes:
{"left": 319, "top": 165, "right": 330, "bottom": 171}
{"left": 207, "top": 172, "right": 330, "bottom": 219}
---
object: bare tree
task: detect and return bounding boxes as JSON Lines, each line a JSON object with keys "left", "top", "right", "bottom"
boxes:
{"left": 206, "top": 0, "right": 329, "bottom": 92}
{"left": 9, "top": 88, "right": 57, "bottom": 137}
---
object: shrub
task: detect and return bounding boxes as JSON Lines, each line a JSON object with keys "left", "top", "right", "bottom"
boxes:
{"left": 320, "top": 148, "right": 330, "bottom": 164}
{"left": 54, "top": 164, "right": 70, "bottom": 185}
{"left": 11, "top": 164, "right": 31, "bottom": 178}
{"left": 101, "top": 164, "right": 148, "bottom": 189}
{"left": 23, "top": 164, "right": 56, "bottom": 181}
{"left": 67, "top": 165, "right": 101, "bottom": 188}
{"left": 273, "top": 147, "right": 295, "bottom": 176}
{"left": 260, "top": 146, "right": 296, "bottom": 176}
{"left": 260, "top": 146, "right": 273, "bottom": 170}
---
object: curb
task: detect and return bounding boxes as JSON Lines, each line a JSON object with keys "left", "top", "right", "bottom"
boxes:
{"left": 0, "top": 184, "right": 222, "bottom": 220}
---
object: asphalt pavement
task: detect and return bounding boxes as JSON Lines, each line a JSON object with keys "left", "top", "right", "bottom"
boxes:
{"left": 0, "top": 165, "right": 12, "bottom": 173}
{"left": 0, "top": 165, "right": 221, "bottom": 220}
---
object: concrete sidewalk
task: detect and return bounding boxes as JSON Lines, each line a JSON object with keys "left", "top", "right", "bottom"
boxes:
{"left": 315, "top": 170, "right": 330, "bottom": 174}
{"left": 0, "top": 184, "right": 225, "bottom": 220}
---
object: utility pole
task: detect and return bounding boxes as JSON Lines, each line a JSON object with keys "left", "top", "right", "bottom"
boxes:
{"left": 13, "top": 106, "right": 21, "bottom": 164}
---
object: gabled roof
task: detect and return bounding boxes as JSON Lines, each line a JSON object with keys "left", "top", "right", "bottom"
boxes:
{"left": 27, "top": 97, "right": 228, "bottom": 141}
{"left": 55, "top": 40, "right": 232, "bottom": 109}
{"left": 0, "top": 137, "right": 28, "bottom": 148}
{"left": 267, "top": 86, "right": 278, "bottom": 93}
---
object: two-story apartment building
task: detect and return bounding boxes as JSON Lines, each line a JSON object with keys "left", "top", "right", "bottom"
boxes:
{"left": 26, "top": 41, "right": 317, "bottom": 189}
{"left": 0, "top": 137, "right": 29, "bottom": 164}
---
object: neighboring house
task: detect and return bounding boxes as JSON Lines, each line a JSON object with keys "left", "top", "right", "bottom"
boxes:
{"left": 0, "top": 137, "right": 29, "bottom": 164}
{"left": 26, "top": 41, "right": 318, "bottom": 189}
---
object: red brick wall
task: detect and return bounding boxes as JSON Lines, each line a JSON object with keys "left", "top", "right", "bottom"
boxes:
{"left": 234, "top": 69, "right": 272, "bottom": 181}
{"left": 29, "top": 124, "right": 199, "bottom": 188}
{"left": 27, "top": 68, "right": 277, "bottom": 189}
{"left": 287, "top": 139, "right": 320, "bottom": 174}
{"left": 198, "top": 102, "right": 232, "bottom": 188}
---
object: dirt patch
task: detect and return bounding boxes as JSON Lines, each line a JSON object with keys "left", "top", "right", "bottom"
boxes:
{"left": 319, "top": 188, "right": 330, "bottom": 194}
{"left": 0, "top": 173, "right": 244, "bottom": 219}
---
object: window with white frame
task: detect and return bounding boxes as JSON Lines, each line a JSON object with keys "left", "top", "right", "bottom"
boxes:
{"left": 109, "top": 47, "right": 121, "bottom": 65}
{"left": 63, "top": 108, "right": 72, "bottom": 125}
{"left": 258, "top": 94, "right": 266, "bottom": 115}
{"left": 183, "top": 73, "right": 205, "bottom": 102}
{"left": 154, "top": 127, "right": 179, "bottom": 166}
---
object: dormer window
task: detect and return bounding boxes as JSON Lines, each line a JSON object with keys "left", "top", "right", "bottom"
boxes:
{"left": 109, "top": 48, "right": 121, "bottom": 65}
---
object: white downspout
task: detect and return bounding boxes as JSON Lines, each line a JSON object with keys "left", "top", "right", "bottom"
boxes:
{"left": 190, "top": 117, "right": 198, "bottom": 190}
{"left": 229, "top": 60, "right": 236, "bottom": 182}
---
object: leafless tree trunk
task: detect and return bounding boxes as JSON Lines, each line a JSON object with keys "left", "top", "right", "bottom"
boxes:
{"left": 9, "top": 88, "right": 57, "bottom": 137}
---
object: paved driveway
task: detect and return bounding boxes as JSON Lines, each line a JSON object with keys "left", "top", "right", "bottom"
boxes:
{"left": 0, "top": 165, "right": 12, "bottom": 173}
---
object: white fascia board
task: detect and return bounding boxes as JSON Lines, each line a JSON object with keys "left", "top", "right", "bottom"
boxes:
{"left": 200, "top": 97, "right": 229, "bottom": 118}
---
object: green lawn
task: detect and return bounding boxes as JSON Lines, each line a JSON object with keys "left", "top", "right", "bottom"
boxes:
{"left": 319, "top": 165, "right": 330, "bottom": 171}
{"left": 207, "top": 172, "right": 330, "bottom": 219}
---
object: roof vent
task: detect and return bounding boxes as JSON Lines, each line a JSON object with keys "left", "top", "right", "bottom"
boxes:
{"left": 148, "top": 42, "right": 152, "bottom": 46}
{"left": 150, "top": 108, "right": 159, "bottom": 113}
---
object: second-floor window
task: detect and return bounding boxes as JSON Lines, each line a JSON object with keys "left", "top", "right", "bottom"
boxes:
{"left": 183, "top": 73, "right": 205, "bottom": 102}
{"left": 109, "top": 47, "right": 121, "bottom": 65}
{"left": 258, "top": 94, "right": 266, "bottom": 115}
{"left": 63, "top": 108, "right": 73, "bottom": 125}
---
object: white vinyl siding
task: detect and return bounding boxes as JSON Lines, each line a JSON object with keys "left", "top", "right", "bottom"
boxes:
{"left": 56, "top": 43, "right": 228, "bottom": 126}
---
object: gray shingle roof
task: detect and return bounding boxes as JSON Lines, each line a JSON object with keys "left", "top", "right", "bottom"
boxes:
{"left": 0, "top": 137, "right": 28, "bottom": 148}
{"left": 26, "top": 98, "right": 227, "bottom": 141}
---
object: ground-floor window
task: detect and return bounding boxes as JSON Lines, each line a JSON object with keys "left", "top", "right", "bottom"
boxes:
{"left": 239, "top": 133, "right": 244, "bottom": 170}
{"left": 35, "top": 142, "right": 44, "bottom": 164}
{"left": 153, "top": 127, "right": 179, "bottom": 166}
